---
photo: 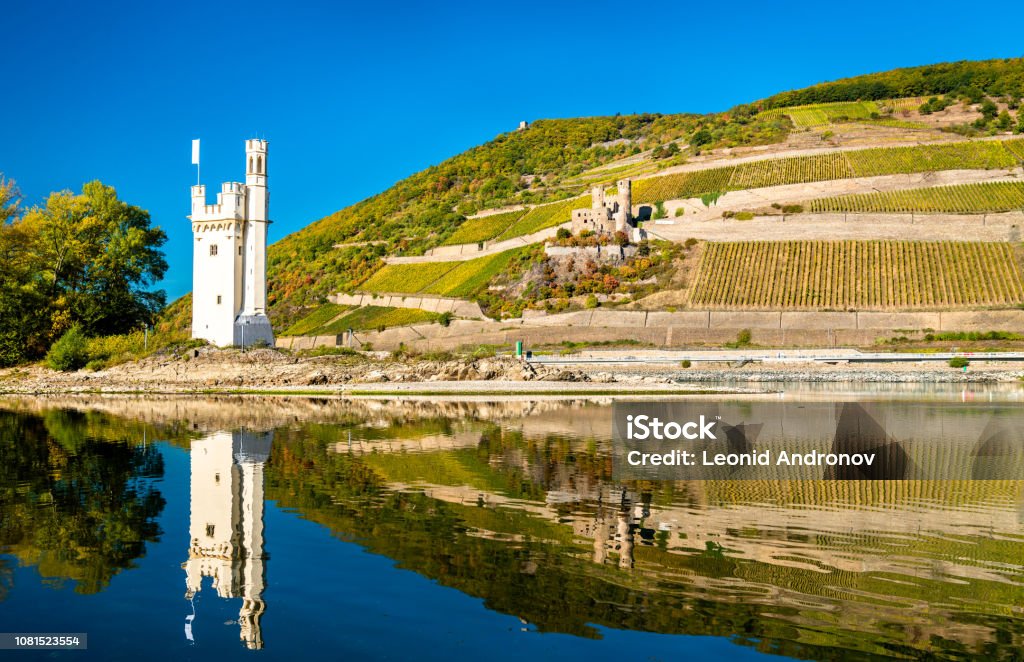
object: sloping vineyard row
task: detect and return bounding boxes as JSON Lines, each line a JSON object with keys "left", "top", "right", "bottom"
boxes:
{"left": 689, "top": 240, "right": 1024, "bottom": 309}
{"left": 808, "top": 181, "right": 1024, "bottom": 213}
{"left": 632, "top": 140, "right": 1023, "bottom": 205}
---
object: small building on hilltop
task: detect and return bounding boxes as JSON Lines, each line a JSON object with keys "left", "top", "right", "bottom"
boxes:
{"left": 571, "top": 179, "right": 632, "bottom": 237}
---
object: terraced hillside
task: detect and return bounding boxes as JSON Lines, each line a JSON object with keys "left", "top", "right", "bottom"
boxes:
{"left": 633, "top": 139, "right": 1024, "bottom": 205}
{"left": 758, "top": 101, "right": 883, "bottom": 128}
{"left": 361, "top": 248, "right": 529, "bottom": 298}
{"left": 254, "top": 57, "right": 1024, "bottom": 335}
{"left": 265, "top": 113, "right": 787, "bottom": 323}
{"left": 808, "top": 181, "right": 1024, "bottom": 213}
{"left": 689, "top": 241, "right": 1024, "bottom": 310}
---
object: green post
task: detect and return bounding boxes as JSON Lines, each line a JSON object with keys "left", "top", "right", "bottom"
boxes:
{"left": 515, "top": 340, "right": 523, "bottom": 358}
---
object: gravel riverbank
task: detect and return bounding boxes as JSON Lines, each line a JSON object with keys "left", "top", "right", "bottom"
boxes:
{"left": 0, "top": 347, "right": 1020, "bottom": 395}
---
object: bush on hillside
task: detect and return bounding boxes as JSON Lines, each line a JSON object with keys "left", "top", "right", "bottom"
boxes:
{"left": 46, "top": 325, "right": 89, "bottom": 372}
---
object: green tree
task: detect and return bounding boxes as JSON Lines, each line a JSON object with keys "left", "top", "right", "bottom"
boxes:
{"left": 979, "top": 99, "right": 999, "bottom": 121}
{"left": 701, "top": 191, "right": 724, "bottom": 208}
{"left": 0, "top": 176, "right": 18, "bottom": 224}
{"left": 0, "top": 177, "right": 46, "bottom": 365}
{"left": 691, "top": 129, "right": 713, "bottom": 146}
{"left": 20, "top": 181, "right": 168, "bottom": 338}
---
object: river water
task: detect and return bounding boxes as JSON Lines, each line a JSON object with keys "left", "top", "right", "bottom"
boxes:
{"left": 0, "top": 386, "right": 1022, "bottom": 660}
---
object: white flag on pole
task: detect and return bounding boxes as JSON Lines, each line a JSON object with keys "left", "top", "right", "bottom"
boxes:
{"left": 191, "top": 139, "right": 200, "bottom": 165}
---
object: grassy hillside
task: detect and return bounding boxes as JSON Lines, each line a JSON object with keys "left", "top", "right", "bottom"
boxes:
{"left": 243, "top": 58, "right": 1024, "bottom": 332}
{"left": 266, "top": 114, "right": 788, "bottom": 326}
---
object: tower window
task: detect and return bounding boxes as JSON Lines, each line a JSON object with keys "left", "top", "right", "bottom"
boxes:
{"left": 238, "top": 246, "right": 242, "bottom": 255}
{"left": 248, "top": 156, "right": 253, "bottom": 173}
{"left": 206, "top": 524, "right": 215, "bottom": 538}
{"left": 210, "top": 244, "right": 218, "bottom": 256}
{"left": 217, "top": 295, "right": 222, "bottom": 304}
{"left": 257, "top": 154, "right": 263, "bottom": 173}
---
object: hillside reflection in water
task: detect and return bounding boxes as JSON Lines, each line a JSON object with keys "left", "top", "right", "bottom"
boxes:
{"left": 0, "top": 394, "right": 1021, "bottom": 660}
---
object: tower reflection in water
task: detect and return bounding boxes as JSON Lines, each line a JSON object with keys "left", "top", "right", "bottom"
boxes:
{"left": 183, "top": 430, "right": 272, "bottom": 650}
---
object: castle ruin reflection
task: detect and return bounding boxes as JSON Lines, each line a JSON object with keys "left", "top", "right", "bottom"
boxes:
{"left": 183, "top": 430, "right": 272, "bottom": 650}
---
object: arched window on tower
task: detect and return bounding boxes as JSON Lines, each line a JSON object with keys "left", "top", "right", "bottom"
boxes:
{"left": 248, "top": 156, "right": 253, "bottom": 173}
{"left": 210, "top": 244, "right": 218, "bottom": 256}
{"left": 257, "top": 155, "right": 263, "bottom": 174}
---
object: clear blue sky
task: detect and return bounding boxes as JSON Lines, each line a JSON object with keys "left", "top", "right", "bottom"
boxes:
{"left": 2, "top": 0, "right": 1020, "bottom": 300}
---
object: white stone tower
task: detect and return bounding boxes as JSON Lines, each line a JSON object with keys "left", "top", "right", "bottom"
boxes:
{"left": 190, "top": 139, "right": 274, "bottom": 347}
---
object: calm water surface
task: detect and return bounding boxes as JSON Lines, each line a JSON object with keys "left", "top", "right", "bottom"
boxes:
{"left": 0, "top": 387, "right": 1022, "bottom": 661}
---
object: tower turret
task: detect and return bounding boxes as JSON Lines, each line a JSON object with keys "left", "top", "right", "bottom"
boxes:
{"left": 617, "top": 178, "right": 632, "bottom": 223}
{"left": 613, "top": 178, "right": 632, "bottom": 233}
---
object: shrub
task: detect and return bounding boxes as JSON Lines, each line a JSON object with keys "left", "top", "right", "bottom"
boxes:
{"left": 674, "top": 207, "right": 685, "bottom": 217}
{"left": 0, "top": 330, "right": 27, "bottom": 368}
{"left": 691, "top": 129, "right": 713, "bottom": 146}
{"left": 585, "top": 294, "right": 599, "bottom": 309}
{"left": 680, "top": 359, "right": 692, "bottom": 368}
{"left": 438, "top": 311, "right": 454, "bottom": 327}
{"left": 471, "top": 344, "right": 497, "bottom": 359}
{"left": 556, "top": 227, "right": 572, "bottom": 240}
{"left": 734, "top": 211, "right": 755, "bottom": 220}
{"left": 948, "top": 356, "right": 970, "bottom": 369}
{"left": 737, "top": 329, "right": 752, "bottom": 346}
{"left": 46, "top": 324, "right": 89, "bottom": 372}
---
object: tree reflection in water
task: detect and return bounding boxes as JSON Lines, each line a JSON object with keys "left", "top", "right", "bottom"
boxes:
{"left": 0, "top": 409, "right": 164, "bottom": 594}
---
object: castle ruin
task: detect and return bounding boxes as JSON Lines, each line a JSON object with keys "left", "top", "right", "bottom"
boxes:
{"left": 571, "top": 179, "right": 632, "bottom": 236}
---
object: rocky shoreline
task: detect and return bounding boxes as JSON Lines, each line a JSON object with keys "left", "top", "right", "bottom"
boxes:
{"left": 0, "top": 346, "right": 1020, "bottom": 395}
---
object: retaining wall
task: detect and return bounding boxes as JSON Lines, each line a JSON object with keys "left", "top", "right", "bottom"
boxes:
{"left": 330, "top": 293, "right": 487, "bottom": 319}
{"left": 277, "top": 308, "right": 1024, "bottom": 352}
